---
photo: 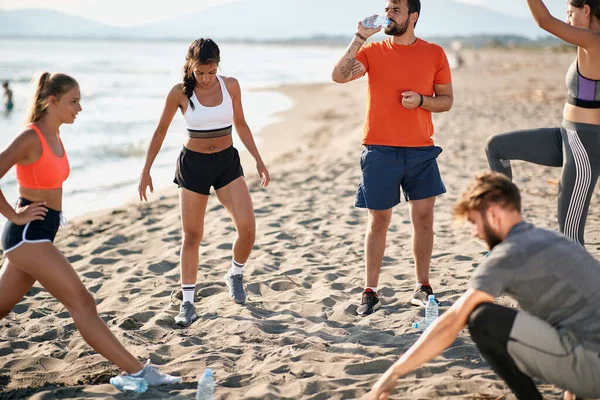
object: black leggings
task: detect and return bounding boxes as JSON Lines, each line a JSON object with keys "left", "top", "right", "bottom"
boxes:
{"left": 468, "top": 303, "right": 543, "bottom": 400}
{"left": 485, "top": 120, "right": 600, "bottom": 245}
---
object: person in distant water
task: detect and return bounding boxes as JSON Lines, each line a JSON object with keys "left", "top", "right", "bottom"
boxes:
{"left": 368, "top": 172, "right": 600, "bottom": 400}
{"left": 3, "top": 81, "right": 13, "bottom": 113}
{"left": 331, "top": 0, "right": 453, "bottom": 316}
{"left": 486, "top": 0, "right": 600, "bottom": 246}
{"left": 138, "top": 38, "right": 270, "bottom": 327}
{"left": 0, "top": 72, "right": 181, "bottom": 385}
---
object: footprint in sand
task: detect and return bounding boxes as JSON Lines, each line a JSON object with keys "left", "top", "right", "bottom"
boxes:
{"left": 344, "top": 359, "right": 395, "bottom": 375}
{"left": 90, "top": 257, "right": 118, "bottom": 265}
{"left": 82, "top": 271, "right": 104, "bottom": 279}
{"left": 67, "top": 254, "right": 84, "bottom": 263}
{"left": 148, "top": 260, "right": 177, "bottom": 274}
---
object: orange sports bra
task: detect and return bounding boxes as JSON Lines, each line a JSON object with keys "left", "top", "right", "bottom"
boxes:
{"left": 16, "top": 124, "right": 70, "bottom": 189}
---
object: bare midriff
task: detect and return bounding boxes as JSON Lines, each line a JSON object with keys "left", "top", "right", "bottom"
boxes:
{"left": 184, "top": 134, "right": 233, "bottom": 153}
{"left": 19, "top": 187, "right": 63, "bottom": 211}
{"left": 564, "top": 104, "right": 600, "bottom": 125}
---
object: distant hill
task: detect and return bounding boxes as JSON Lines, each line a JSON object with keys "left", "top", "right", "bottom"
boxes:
{"left": 0, "top": 9, "right": 119, "bottom": 37}
{"left": 0, "top": 0, "right": 551, "bottom": 40}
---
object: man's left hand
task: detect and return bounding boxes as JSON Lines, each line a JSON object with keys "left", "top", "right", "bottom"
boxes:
{"left": 401, "top": 91, "right": 422, "bottom": 110}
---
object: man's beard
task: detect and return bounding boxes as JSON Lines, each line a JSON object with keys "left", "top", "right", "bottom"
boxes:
{"left": 482, "top": 218, "right": 502, "bottom": 250}
{"left": 385, "top": 16, "right": 410, "bottom": 36}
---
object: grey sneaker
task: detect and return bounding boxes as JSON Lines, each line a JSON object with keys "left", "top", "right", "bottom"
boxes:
{"left": 132, "top": 359, "right": 182, "bottom": 386}
{"left": 224, "top": 272, "right": 247, "bottom": 304}
{"left": 174, "top": 301, "right": 197, "bottom": 327}
{"left": 410, "top": 285, "right": 440, "bottom": 307}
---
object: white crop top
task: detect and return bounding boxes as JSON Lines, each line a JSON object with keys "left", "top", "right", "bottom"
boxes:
{"left": 184, "top": 75, "right": 234, "bottom": 138}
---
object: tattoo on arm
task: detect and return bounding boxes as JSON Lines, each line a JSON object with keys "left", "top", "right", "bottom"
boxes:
{"left": 340, "top": 39, "right": 364, "bottom": 80}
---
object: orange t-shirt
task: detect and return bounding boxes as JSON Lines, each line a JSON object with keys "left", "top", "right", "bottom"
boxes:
{"left": 355, "top": 38, "right": 452, "bottom": 147}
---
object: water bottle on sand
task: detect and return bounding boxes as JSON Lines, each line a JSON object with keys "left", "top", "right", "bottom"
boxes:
{"left": 110, "top": 375, "right": 148, "bottom": 392}
{"left": 413, "top": 295, "right": 439, "bottom": 331}
{"left": 362, "top": 16, "right": 391, "bottom": 29}
{"left": 412, "top": 319, "right": 426, "bottom": 331}
{"left": 425, "top": 295, "right": 439, "bottom": 327}
{"left": 196, "top": 368, "right": 215, "bottom": 400}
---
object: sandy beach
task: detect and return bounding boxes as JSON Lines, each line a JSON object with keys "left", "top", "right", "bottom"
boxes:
{"left": 1, "top": 47, "right": 599, "bottom": 400}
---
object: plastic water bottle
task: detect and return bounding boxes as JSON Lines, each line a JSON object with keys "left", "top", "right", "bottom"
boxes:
{"left": 362, "top": 16, "right": 391, "bottom": 29}
{"left": 110, "top": 375, "right": 148, "bottom": 393}
{"left": 412, "top": 318, "right": 426, "bottom": 331}
{"left": 196, "top": 368, "right": 215, "bottom": 400}
{"left": 424, "top": 295, "right": 439, "bottom": 327}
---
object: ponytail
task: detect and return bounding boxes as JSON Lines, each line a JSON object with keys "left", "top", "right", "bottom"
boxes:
{"left": 25, "top": 72, "right": 78, "bottom": 123}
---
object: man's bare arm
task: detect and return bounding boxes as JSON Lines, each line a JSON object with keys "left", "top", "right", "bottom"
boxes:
{"left": 331, "top": 35, "right": 367, "bottom": 83}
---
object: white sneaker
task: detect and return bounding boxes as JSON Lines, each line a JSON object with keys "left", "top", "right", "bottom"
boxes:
{"left": 132, "top": 359, "right": 182, "bottom": 386}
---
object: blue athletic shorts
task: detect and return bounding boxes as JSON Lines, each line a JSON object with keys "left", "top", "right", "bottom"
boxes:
{"left": 355, "top": 145, "right": 446, "bottom": 210}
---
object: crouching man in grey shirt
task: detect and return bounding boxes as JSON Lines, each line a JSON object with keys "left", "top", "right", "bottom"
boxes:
{"left": 368, "top": 171, "right": 600, "bottom": 400}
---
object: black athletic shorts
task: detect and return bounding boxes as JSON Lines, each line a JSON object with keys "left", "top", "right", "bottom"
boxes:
{"left": 173, "top": 145, "right": 244, "bottom": 195}
{"left": 1, "top": 198, "right": 61, "bottom": 254}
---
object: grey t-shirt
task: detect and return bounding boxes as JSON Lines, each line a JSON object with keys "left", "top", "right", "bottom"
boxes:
{"left": 469, "top": 221, "right": 600, "bottom": 352}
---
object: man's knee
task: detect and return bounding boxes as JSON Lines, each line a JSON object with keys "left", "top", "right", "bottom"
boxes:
{"left": 469, "top": 303, "right": 517, "bottom": 344}
{"left": 368, "top": 210, "right": 392, "bottom": 233}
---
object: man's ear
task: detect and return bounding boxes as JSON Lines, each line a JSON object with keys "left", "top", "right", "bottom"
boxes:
{"left": 486, "top": 204, "right": 502, "bottom": 230}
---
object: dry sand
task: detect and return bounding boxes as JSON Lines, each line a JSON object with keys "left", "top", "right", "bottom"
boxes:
{"left": 1, "top": 47, "right": 599, "bottom": 399}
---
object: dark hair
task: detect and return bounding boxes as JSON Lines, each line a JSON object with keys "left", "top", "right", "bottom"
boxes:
{"left": 2, "top": 81, "right": 8, "bottom": 88}
{"left": 569, "top": 0, "right": 600, "bottom": 22}
{"left": 453, "top": 171, "right": 522, "bottom": 220}
{"left": 391, "top": 0, "right": 421, "bottom": 27}
{"left": 25, "top": 72, "right": 78, "bottom": 123}
{"left": 182, "top": 38, "right": 221, "bottom": 111}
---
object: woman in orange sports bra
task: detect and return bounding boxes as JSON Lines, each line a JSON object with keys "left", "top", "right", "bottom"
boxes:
{"left": 0, "top": 72, "right": 180, "bottom": 386}
{"left": 138, "top": 38, "right": 270, "bottom": 327}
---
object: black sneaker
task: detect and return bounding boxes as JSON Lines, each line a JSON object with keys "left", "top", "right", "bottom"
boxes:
{"left": 356, "top": 289, "right": 382, "bottom": 316}
{"left": 410, "top": 284, "right": 440, "bottom": 307}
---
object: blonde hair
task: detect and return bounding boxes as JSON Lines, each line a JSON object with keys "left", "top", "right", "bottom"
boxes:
{"left": 25, "top": 72, "right": 78, "bottom": 123}
{"left": 453, "top": 171, "right": 521, "bottom": 220}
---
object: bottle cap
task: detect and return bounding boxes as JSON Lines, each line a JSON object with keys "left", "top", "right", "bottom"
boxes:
{"left": 412, "top": 322, "right": 419, "bottom": 329}
{"left": 428, "top": 295, "right": 435, "bottom": 301}
{"left": 204, "top": 368, "right": 213, "bottom": 377}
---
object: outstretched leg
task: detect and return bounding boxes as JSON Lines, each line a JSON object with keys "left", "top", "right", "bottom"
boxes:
{"left": 7, "top": 243, "right": 144, "bottom": 374}
{"left": 485, "top": 127, "right": 563, "bottom": 180}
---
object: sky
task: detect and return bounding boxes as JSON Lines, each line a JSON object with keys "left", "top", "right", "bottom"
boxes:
{"left": 0, "top": 0, "right": 567, "bottom": 27}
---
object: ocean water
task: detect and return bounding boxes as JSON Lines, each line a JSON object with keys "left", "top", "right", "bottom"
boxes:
{"left": 0, "top": 38, "right": 343, "bottom": 222}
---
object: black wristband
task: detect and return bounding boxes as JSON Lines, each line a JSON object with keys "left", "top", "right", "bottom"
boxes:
{"left": 418, "top": 94, "right": 424, "bottom": 107}
{"left": 355, "top": 32, "right": 367, "bottom": 41}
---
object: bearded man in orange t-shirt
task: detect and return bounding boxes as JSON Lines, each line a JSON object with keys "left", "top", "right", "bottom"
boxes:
{"left": 331, "top": 0, "right": 453, "bottom": 316}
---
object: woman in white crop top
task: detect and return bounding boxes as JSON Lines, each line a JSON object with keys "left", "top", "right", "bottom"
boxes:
{"left": 138, "top": 38, "right": 270, "bottom": 327}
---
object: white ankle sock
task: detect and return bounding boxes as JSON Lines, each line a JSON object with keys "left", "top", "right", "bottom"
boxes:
{"left": 415, "top": 283, "right": 423, "bottom": 290}
{"left": 229, "top": 260, "right": 244, "bottom": 275}
{"left": 182, "top": 284, "right": 195, "bottom": 303}
{"left": 366, "top": 286, "right": 378, "bottom": 293}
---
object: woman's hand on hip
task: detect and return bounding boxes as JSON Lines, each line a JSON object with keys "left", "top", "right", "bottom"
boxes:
{"left": 12, "top": 201, "right": 47, "bottom": 225}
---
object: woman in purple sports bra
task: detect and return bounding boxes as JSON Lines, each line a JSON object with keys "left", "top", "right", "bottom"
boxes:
{"left": 485, "top": 0, "right": 600, "bottom": 247}
{"left": 138, "top": 38, "right": 270, "bottom": 328}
